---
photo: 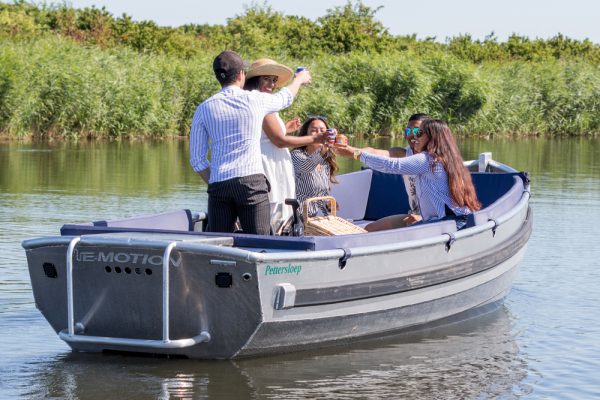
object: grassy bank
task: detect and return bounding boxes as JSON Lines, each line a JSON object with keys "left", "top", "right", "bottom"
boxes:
{"left": 1, "top": 1, "right": 599, "bottom": 138}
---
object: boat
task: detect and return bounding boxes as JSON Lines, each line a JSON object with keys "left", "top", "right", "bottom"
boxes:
{"left": 22, "top": 152, "right": 532, "bottom": 359}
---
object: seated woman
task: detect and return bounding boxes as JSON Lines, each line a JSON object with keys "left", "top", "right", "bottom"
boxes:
{"left": 335, "top": 119, "right": 480, "bottom": 230}
{"left": 243, "top": 59, "right": 327, "bottom": 234}
{"left": 291, "top": 116, "right": 339, "bottom": 217}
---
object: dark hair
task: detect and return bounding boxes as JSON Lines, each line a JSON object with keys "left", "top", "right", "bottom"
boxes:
{"left": 243, "top": 76, "right": 261, "bottom": 91}
{"left": 421, "top": 119, "right": 481, "bottom": 211}
{"left": 213, "top": 51, "right": 244, "bottom": 86}
{"left": 297, "top": 117, "right": 339, "bottom": 183}
{"left": 408, "top": 113, "right": 429, "bottom": 123}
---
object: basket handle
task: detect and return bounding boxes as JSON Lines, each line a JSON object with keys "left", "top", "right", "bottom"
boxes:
{"left": 302, "top": 196, "right": 337, "bottom": 221}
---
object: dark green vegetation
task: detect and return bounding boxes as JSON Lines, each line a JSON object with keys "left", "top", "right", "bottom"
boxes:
{"left": 1, "top": 1, "right": 599, "bottom": 138}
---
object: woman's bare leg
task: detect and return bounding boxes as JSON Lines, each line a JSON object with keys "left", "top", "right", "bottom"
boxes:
{"left": 365, "top": 214, "right": 409, "bottom": 232}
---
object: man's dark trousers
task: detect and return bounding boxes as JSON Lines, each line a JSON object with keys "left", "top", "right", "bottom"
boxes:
{"left": 206, "top": 173, "right": 271, "bottom": 235}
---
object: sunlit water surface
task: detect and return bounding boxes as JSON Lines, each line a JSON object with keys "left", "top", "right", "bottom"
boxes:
{"left": 1, "top": 138, "right": 599, "bottom": 399}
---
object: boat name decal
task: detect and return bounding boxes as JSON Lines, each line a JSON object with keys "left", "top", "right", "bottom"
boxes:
{"left": 75, "top": 250, "right": 182, "bottom": 267}
{"left": 264, "top": 263, "right": 302, "bottom": 276}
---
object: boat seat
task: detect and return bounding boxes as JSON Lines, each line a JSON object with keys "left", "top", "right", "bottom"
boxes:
{"left": 92, "top": 209, "right": 195, "bottom": 231}
{"left": 467, "top": 174, "right": 526, "bottom": 227}
{"left": 471, "top": 172, "right": 523, "bottom": 208}
{"left": 61, "top": 219, "right": 457, "bottom": 252}
{"left": 363, "top": 169, "right": 411, "bottom": 220}
{"left": 330, "top": 169, "right": 373, "bottom": 220}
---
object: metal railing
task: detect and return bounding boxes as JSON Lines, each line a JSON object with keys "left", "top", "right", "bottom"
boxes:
{"left": 59, "top": 237, "right": 211, "bottom": 349}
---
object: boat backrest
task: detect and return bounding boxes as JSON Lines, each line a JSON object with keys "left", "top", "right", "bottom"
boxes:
{"left": 467, "top": 174, "right": 525, "bottom": 227}
{"left": 61, "top": 217, "right": 457, "bottom": 252}
{"left": 198, "top": 218, "right": 456, "bottom": 251}
{"left": 92, "top": 209, "right": 194, "bottom": 231}
{"left": 363, "top": 169, "right": 411, "bottom": 220}
{"left": 330, "top": 169, "right": 373, "bottom": 220}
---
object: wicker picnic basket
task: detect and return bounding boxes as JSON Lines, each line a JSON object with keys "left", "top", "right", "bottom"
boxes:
{"left": 302, "top": 196, "right": 367, "bottom": 236}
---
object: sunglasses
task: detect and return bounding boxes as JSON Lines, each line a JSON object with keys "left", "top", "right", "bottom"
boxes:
{"left": 404, "top": 127, "right": 421, "bottom": 138}
{"left": 307, "top": 114, "right": 328, "bottom": 121}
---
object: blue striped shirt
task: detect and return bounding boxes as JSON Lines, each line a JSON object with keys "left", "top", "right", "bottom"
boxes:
{"left": 190, "top": 86, "right": 293, "bottom": 183}
{"left": 360, "top": 151, "right": 472, "bottom": 221}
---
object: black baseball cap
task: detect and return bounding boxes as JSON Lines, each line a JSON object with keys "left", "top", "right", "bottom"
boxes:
{"left": 213, "top": 51, "right": 248, "bottom": 83}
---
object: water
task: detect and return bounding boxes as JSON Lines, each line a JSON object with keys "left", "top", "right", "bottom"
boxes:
{"left": 1, "top": 137, "right": 599, "bottom": 399}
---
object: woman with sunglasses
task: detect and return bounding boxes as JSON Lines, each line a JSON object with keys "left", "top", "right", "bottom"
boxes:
{"left": 335, "top": 119, "right": 480, "bottom": 230}
{"left": 359, "top": 113, "right": 429, "bottom": 230}
{"left": 244, "top": 59, "right": 327, "bottom": 234}
{"left": 291, "top": 116, "right": 339, "bottom": 217}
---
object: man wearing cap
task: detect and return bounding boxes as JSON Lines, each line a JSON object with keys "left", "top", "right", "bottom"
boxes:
{"left": 190, "top": 50, "right": 311, "bottom": 235}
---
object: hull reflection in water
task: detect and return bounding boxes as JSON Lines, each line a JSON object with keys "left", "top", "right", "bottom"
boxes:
{"left": 5, "top": 306, "right": 531, "bottom": 399}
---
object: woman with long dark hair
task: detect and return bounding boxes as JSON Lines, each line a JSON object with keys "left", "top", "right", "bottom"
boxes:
{"left": 335, "top": 119, "right": 480, "bottom": 230}
{"left": 291, "top": 116, "right": 339, "bottom": 216}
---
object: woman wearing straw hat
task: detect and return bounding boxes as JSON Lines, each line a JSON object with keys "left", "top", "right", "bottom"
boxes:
{"left": 244, "top": 58, "right": 327, "bottom": 234}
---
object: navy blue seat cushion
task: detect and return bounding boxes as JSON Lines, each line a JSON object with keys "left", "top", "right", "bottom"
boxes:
{"left": 467, "top": 175, "right": 525, "bottom": 227}
{"left": 363, "top": 169, "right": 411, "bottom": 220}
{"left": 60, "top": 224, "right": 318, "bottom": 251}
{"left": 470, "top": 172, "right": 522, "bottom": 208}
{"left": 364, "top": 171, "right": 523, "bottom": 220}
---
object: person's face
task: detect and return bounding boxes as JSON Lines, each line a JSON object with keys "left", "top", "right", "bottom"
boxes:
{"left": 307, "top": 119, "right": 327, "bottom": 137}
{"left": 406, "top": 119, "right": 423, "bottom": 151}
{"left": 411, "top": 128, "right": 429, "bottom": 153}
{"left": 258, "top": 75, "right": 278, "bottom": 93}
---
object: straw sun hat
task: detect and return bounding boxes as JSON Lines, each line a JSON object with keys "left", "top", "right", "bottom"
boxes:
{"left": 245, "top": 58, "right": 293, "bottom": 88}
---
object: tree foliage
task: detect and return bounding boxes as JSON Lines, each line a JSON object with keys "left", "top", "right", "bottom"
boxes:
{"left": 1, "top": 1, "right": 599, "bottom": 63}
{"left": 0, "top": 1, "right": 599, "bottom": 138}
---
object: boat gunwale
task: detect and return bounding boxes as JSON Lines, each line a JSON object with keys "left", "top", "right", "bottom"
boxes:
{"left": 21, "top": 186, "right": 530, "bottom": 264}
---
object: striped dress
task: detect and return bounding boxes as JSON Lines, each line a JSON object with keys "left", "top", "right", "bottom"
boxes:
{"left": 291, "top": 147, "right": 332, "bottom": 216}
{"left": 359, "top": 151, "right": 472, "bottom": 221}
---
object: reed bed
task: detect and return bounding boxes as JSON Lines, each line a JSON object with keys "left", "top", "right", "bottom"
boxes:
{"left": 1, "top": 36, "right": 599, "bottom": 138}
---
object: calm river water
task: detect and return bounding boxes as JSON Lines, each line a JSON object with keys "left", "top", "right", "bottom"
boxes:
{"left": 1, "top": 137, "right": 599, "bottom": 399}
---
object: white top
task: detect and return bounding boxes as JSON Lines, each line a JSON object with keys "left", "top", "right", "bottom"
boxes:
{"left": 260, "top": 113, "right": 296, "bottom": 232}
{"left": 360, "top": 151, "right": 472, "bottom": 221}
{"left": 189, "top": 86, "right": 293, "bottom": 183}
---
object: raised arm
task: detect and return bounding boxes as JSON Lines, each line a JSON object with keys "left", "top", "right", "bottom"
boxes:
{"left": 284, "top": 70, "right": 311, "bottom": 97}
{"left": 360, "top": 146, "right": 407, "bottom": 157}
{"left": 263, "top": 114, "right": 326, "bottom": 149}
{"left": 334, "top": 144, "right": 428, "bottom": 175}
{"left": 258, "top": 70, "right": 312, "bottom": 116}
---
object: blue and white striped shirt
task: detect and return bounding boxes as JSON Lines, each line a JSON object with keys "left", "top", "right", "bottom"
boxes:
{"left": 190, "top": 86, "right": 293, "bottom": 183}
{"left": 360, "top": 151, "right": 472, "bottom": 221}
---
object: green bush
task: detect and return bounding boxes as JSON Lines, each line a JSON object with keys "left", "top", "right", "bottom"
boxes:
{"left": 1, "top": 1, "right": 598, "bottom": 63}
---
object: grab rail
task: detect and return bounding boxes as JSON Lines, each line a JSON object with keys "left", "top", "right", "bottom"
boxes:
{"left": 60, "top": 237, "right": 210, "bottom": 349}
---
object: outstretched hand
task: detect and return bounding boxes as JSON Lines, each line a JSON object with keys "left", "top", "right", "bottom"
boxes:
{"left": 285, "top": 117, "right": 301, "bottom": 133}
{"left": 333, "top": 143, "right": 357, "bottom": 157}
{"left": 294, "top": 70, "right": 312, "bottom": 85}
{"left": 313, "top": 130, "right": 329, "bottom": 145}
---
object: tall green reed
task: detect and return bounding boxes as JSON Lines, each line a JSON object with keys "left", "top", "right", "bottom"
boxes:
{"left": 1, "top": 36, "right": 599, "bottom": 138}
